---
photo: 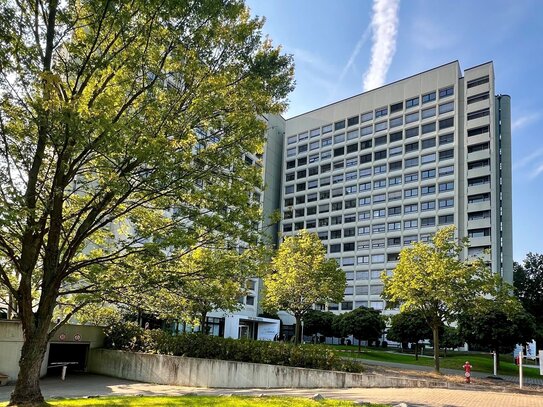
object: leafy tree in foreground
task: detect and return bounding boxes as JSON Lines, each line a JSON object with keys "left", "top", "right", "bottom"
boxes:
{"left": 386, "top": 310, "right": 432, "bottom": 359}
{"left": 0, "top": 1, "right": 293, "bottom": 405}
{"left": 302, "top": 310, "right": 337, "bottom": 343}
{"left": 458, "top": 298, "right": 536, "bottom": 370}
{"left": 262, "top": 230, "right": 346, "bottom": 344}
{"left": 514, "top": 253, "right": 543, "bottom": 343}
{"left": 335, "top": 306, "right": 385, "bottom": 352}
{"left": 381, "top": 226, "right": 497, "bottom": 372}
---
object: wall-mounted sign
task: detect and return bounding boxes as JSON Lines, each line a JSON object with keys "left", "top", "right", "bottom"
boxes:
{"left": 74, "top": 334, "right": 81, "bottom": 342}
{"left": 58, "top": 333, "right": 66, "bottom": 341}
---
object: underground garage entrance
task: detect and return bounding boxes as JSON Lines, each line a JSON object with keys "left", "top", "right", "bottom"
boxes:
{"left": 47, "top": 342, "right": 90, "bottom": 377}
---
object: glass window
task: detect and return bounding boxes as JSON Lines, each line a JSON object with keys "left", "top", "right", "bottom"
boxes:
{"left": 421, "top": 169, "right": 436, "bottom": 179}
{"left": 389, "top": 176, "right": 402, "bottom": 186}
{"left": 375, "top": 121, "right": 387, "bottom": 132}
{"left": 310, "top": 128, "right": 320, "bottom": 138}
{"left": 439, "top": 133, "right": 454, "bottom": 145}
{"left": 361, "top": 111, "right": 373, "bottom": 122}
{"left": 421, "top": 200, "right": 435, "bottom": 211}
{"left": 421, "top": 122, "right": 436, "bottom": 134}
{"left": 361, "top": 125, "right": 373, "bottom": 136}
{"left": 389, "top": 146, "right": 402, "bottom": 156}
{"left": 347, "top": 115, "right": 359, "bottom": 127}
{"left": 405, "top": 157, "right": 419, "bottom": 168}
{"left": 421, "top": 217, "right": 436, "bottom": 227}
{"left": 287, "top": 135, "right": 297, "bottom": 144}
{"left": 334, "top": 133, "right": 345, "bottom": 144}
{"left": 421, "top": 137, "right": 436, "bottom": 149}
{"left": 389, "top": 116, "right": 403, "bottom": 128}
{"left": 404, "top": 219, "right": 418, "bottom": 229}
{"left": 347, "top": 129, "right": 359, "bottom": 141}
{"left": 422, "top": 91, "right": 436, "bottom": 104}
{"left": 405, "top": 112, "right": 419, "bottom": 124}
{"left": 439, "top": 86, "right": 454, "bottom": 98}
{"left": 439, "top": 117, "right": 454, "bottom": 130}
{"left": 421, "top": 153, "right": 436, "bottom": 164}
{"left": 421, "top": 185, "right": 436, "bottom": 195}
{"left": 322, "top": 137, "right": 332, "bottom": 147}
{"left": 467, "top": 76, "right": 489, "bottom": 89}
{"left": 422, "top": 107, "right": 436, "bottom": 119}
{"left": 439, "top": 102, "right": 454, "bottom": 114}
{"left": 406, "top": 96, "right": 419, "bottom": 108}
{"left": 404, "top": 172, "right": 418, "bottom": 183}
{"left": 405, "top": 126, "right": 419, "bottom": 139}
{"left": 389, "top": 131, "right": 403, "bottom": 143}
{"left": 438, "top": 214, "right": 454, "bottom": 225}
{"left": 334, "top": 120, "right": 346, "bottom": 131}
{"left": 322, "top": 124, "right": 333, "bottom": 134}
{"left": 287, "top": 147, "right": 296, "bottom": 157}
{"left": 375, "top": 107, "right": 388, "bottom": 118}
{"left": 390, "top": 101, "right": 403, "bottom": 113}
{"left": 404, "top": 188, "right": 418, "bottom": 198}
{"left": 439, "top": 181, "right": 454, "bottom": 192}
{"left": 439, "top": 149, "right": 454, "bottom": 161}
{"left": 404, "top": 203, "right": 418, "bottom": 214}
{"left": 388, "top": 190, "right": 402, "bottom": 201}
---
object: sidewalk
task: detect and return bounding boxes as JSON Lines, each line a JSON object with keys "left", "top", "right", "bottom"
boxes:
{"left": 357, "top": 358, "right": 543, "bottom": 386}
{"left": 1, "top": 374, "right": 543, "bottom": 407}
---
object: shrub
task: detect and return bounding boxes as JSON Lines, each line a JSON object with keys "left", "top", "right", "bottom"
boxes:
{"left": 104, "top": 323, "right": 363, "bottom": 373}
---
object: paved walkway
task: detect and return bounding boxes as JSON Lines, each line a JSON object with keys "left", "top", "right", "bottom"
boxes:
{"left": 1, "top": 374, "right": 543, "bottom": 407}
{"left": 358, "top": 358, "right": 543, "bottom": 386}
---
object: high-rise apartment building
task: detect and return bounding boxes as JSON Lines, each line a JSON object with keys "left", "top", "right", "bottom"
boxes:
{"left": 277, "top": 61, "right": 512, "bottom": 314}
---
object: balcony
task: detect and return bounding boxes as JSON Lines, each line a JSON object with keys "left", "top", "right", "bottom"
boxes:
{"left": 467, "top": 149, "right": 491, "bottom": 162}
{"left": 468, "top": 167, "right": 491, "bottom": 179}
{"left": 467, "top": 217, "right": 492, "bottom": 229}
{"left": 469, "top": 236, "right": 491, "bottom": 248}
{"left": 466, "top": 115, "right": 490, "bottom": 130}
{"left": 467, "top": 201, "right": 491, "bottom": 212}
{"left": 467, "top": 183, "right": 491, "bottom": 196}
{"left": 467, "top": 82, "right": 490, "bottom": 97}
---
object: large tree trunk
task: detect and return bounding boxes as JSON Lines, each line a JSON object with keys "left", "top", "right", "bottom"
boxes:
{"left": 432, "top": 325, "right": 440, "bottom": 372}
{"left": 9, "top": 333, "right": 50, "bottom": 406}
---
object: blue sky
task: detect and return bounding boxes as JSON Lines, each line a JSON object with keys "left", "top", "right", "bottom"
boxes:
{"left": 247, "top": 0, "right": 543, "bottom": 262}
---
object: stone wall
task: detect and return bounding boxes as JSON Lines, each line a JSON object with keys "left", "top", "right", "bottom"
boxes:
{"left": 88, "top": 348, "right": 451, "bottom": 389}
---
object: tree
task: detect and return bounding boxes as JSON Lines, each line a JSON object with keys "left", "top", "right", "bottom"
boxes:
{"left": 0, "top": 1, "right": 293, "bottom": 404}
{"left": 381, "top": 226, "right": 497, "bottom": 372}
{"left": 262, "top": 230, "right": 346, "bottom": 344}
{"left": 440, "top": 326, "right": 464, "bottom": 357}
{"left": 302, "top": 310, "right": 336, "bottom": 343}
{"left": 458, "top": 298, "right": 536, "bottom": 370}
{"left": 386, "top": 310, "right": 432, "bottom": 359}
{"left": 514, "top": 253, "right": 543, "bottom": 344}
{"left": 335, "top": 306, "right": 385, "bottom": 352}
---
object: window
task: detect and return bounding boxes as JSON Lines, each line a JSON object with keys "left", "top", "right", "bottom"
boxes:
{"left": 406, "top": 96, "right": 419, "bottom": 108}
{"left": 344, "top": 242, "right": 355, "bottom": 252}
{"left": 331, "top": 201, "right": 343, "bottom": 211}
{"left": 438, "top": 214, "right": 454, "bottom": 225}
{"left": 284, "top": 197, "right": 294, "bottom": 206}
{"left": 360, "top": 153, "right": 372, "bottom": 164}
{"left": 373, "top": 193, "right": 386, "bottom": 203}
{"left": 361, "top": 125, "right": 373, "bottom": 136}
{"left": 318, "top": 218, "right": 329, "bottom": 227}
{"left": 358, "top": 210, "right": 370, "bottom": 220}
{"left": 439, "top": 165, "right": 454, "bottom": 177}
{"left": 346, "top": 157, "right": 357, "bottom": 167}
{"left": 422, "top": 107, "right": 436, "bottom": 119}
{"left": 388, "top": 206, "right": 401, "bottom": 216}
{"left": 405, "top": 112, "right": 419, "bottom": 124}
{"left": 345, "top": 170, "right": 357, "bottom": 181}
{"left": 421, "top": 185, "right": 436, "bottom": 195}
{"left": 439, "top": 198, "right": 454, "bottom": 208}
{"left": 439, "top": 86, "right": 454, "bottom": 98}
{"left": 468, "top": 176, "right": 490, "bottom": 186}
{"left": 439, "top": 133, "right": 454, "bottom": 145}
{"left": 296, "top": 182, "right": 305, "bottom": 192}
{"left": 284, "top": 210, "right": 293, "bottom": 219}
{"left": 388, "top": 237, "right": 401, "bottom": 246}
{"left": 294, "top": 221, "right": 304, "bottom": 230}
{"left": 344, "top": 214, "right": 356, "bottom": 224}
{"left": 286, "top": 160, "right": 295, "bottom": 169}
{"left": 347, "top": 115, "right": 359, "bottom": 127}
{"left": 405, "top": 157, "right": 419, "bottom": 168}
{"left": 404, "top": 172, "right": 418, "bottom": 183}
{"left": 345, "top": 199, "right": 357, "bottom": 209}
{"left": 403, "top": 235, "right": 418, "bottom": 245}
{"left": 467, "top": 92, "right": 490, "bottom": 105}
{"left": 361, "top": 111, "right": 373, "bottom": 122}
{"left": 322, "top": 137, "right": 332, "bottom": 147}
{"left": 468, "top": 142, "right": 489, "bottom": 153}
{"left": 306, "top": 220, "right": 316, "bottom": 229}
{"left": 390, "top": 101, "right": 403, "bottom": 113}
{"left": 405, "top": 141, "right": 419, "bottom": 152}
{"left": 389, "top": 116, "right": 403, "bottom": 128}
{"left": 331, "top": 215, "right": 342, "bottom": 225}
{"left": 421, "top": 200, "right": 435, "bottom": 211}
{"left": 372, "top": 224, "right": 385, "bottom": 234}
{"left": 309, "top": 141, "right": 319, "bottom": 151}
{"left": 320, "top": 177, "right": 330, "bottom": 187}
{"left": 359, "top": 182, "right": 371, "bottom": 192}
{"left": 389, "top": 131, "right": 403, "bottom": 143}
{"left": 360, "top": 140, "right": 372, "bottom": 151}
{"left": 297, "top": 169, "right": 306, "bottom": 179}
{"left": 405, "top": 127, "right": 419, "bottom": 139}
{"left": 468, "top": 125, "right": 490, "bottom": 137}
{"left": 310, "top": 128, "right": 320, "bottom": 138}
{"left": 295, "top": 208, "right": 304, "bottom": 217}
{"left": 439, "top": 149, "right": 454, "bottom": 160}
{"left": 319, "top": 203, "right": 329, "bottom": 213}
{"left": 467, "top": 108, "right": 490, "bottom": 121}
{"left": 373, "top": 208, "right": 386, "bottom": 218}
{"left": 439, "top": 117, "right": 454, "bottom": 130}
{"left": 422, "top": 91, "right": 436, "bottom": 104}
{"left": 308, "top": 166, "right": 319, "bottom": 176}
{"left": 389, "top": 146, "right": 402, "bottom": 157}
{"left": 346, "top": 143, "right": 358, "bottom": 154}
{"left": 359, "top": 167, "right": 372, "bottom": 178}
{"left": 439, "top": 181, "right": 454, "bottom": 192}
{"left": 421, "top": 153, "right": 436, "bottom": 164}
{"left": 388, "top": 221, "right": 401, "bottom": 231}
{"left": 404, "top": 219, "right": 418, "bottom": 229}
{"left": 334, "top": 133, "right": 345, "bottom": 144}
{"left": 372, "top": 254, "right": 385, "bottom": 263}
{"left": 332, "top": 174, "right": 344, "bottom": 184}
{"left": 375, "top": 106, "right": 388, "bottom": 118}
{"left": 359, "top": 196, "right": 371, "bottom": 206}
{"left": 334, "top": 120, "right": 346, "bottom": 131}
{"left": 467, "top": 75, "right": 489, "bottom": 89}
{"left": 283, "top": 223, "right": 292, "bottom": 232}
{"left": 347, "top": 129, "right": 359, "bottom": 141}
{"left": 287, "top": 135, "right": 297, "bottom": 144}
{"left": 468, "top": 193, "right": 490, "bottom": 203}
{"left": 342, "top": 257, "right": 355, "bottom": 266}
{"left": 421, "top": 169, "right": 436, "bottom": 179}
{"left": 468, "top": 210, "right": 490, "bottom": 220}
{"left": 285, "top": 185, "right": 294, "bottom": 194}
{"left": 439, "top": 102, "right": 454, "bottom": 114}
{"left": 333, "top": 160, "right": 344, "bottom": 170}
{"left": 296, "top": 195, "right": 305, "bottom": 204}
{"left": 308, "top": 180, "right": 318, "bottom": 189}
{"left": 307, "top": 206, "right": 317, "bottom": 215}
{"left": 375, "top": 121, "right": 387, "bottom": 132}
{"left": 286, "top": 147, "right": 296, "bottom": 157}
{"left": 404, "top": 203, "right": 418, "bottom": 213}
{"left": 375, "top": 135, "right": 387, "bottom": 146}
{"left": 321, "top": 163, "right": 331, "bottom": 174}
{"left": 285, "top": 172, "right": 295, "bottom": 182}
{"left": 421, "top": 217, "right": 435, "bottom": 227}
{"left": 320, "top": 151, "right": 331, "bottom": 161}
{"left": 298, "top": 157, "right": 307, "bottom": 166}
{"left": 322, "top": 124, "right": 333, "bottom": 134}
{"left": 357, "top": 255, "right": 369, "bottom": 264}
{"left": 374, "top": 164, "right": 386, "bottom": 174}
{"left": 468, "top": 159, "right": 490, "bottom": 170}
{"left": 421, "top": 137, "right": 436, "bottom": 149}
{"left": 389, "top": 160, "right": 402, "bottom": 171}
{"left": 373, "top": 179, "right": 386, "bottom": 189}
{"left": 309, "top": 154, "right": 319, "bottom": 164}
{"left": 388, "top": 190, "right": 402, "bottom": 201}
{"left": 374, "top": 150, "right": 387, "bottom": 161}
{"left": 332, "top": 187, "right": 342, "bottom": 197}
{"left": 298, "top": 132, "right": 308, "bottom": 141}
{"left": 404, "top": 188, "right": 418, "bottom": 198}
{"left": 330, "top": 229, "right": 342, "bottom": 239}
{"left": 422, "top": 122, "right": 436, "bottom": 134}
{"left": 345, "top": 184, "right": 356, "bottom": 196}
{"left": 298, "top": 144, "right": 308, "bottom": 154}
{"left": 330, "top": 244, "right": 341, "bottom": 253}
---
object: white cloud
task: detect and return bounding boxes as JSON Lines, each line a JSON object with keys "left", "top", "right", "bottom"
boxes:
{"left": 512, "top": 112, "right": 540, "bottom": 132}
{"left": 529, "top": 162, "right": 543, "bottom": 179}
{"left": 337, "top": 25, "right": 372, "bottom": 89}
{"left": 513, "top": 148, "right": 543, "bottom": 170}
{"left": 363, "top": 0, "right": 401, "bottom": 92}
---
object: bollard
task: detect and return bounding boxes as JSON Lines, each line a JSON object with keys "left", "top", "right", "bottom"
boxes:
{"left": 61, "top": 365, "right": 67, "bottom": 381}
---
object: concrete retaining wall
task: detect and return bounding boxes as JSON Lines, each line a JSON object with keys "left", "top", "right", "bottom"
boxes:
{"left": 88, "top": 349, "right": 450, "bottom": 389}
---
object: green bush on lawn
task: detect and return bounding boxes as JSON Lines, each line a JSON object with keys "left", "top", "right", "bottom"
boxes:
{"left": 104, "top": 322, "right": 363, "bottom": 373}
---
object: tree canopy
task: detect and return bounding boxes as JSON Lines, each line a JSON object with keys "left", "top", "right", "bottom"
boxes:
{"left": 386, "top": 309, "right": 432, "bottom": 359}
{"left": 514, "top": 253, "right": 543, "bottom": 343}
{"left": 334, "top": 306, "right": 385, "bottom": 352}
{"left": 302, "top": 310, "right": 336, "bottom": 340}
{"left": 0, "top": 0, "right": 293, "bottom": 404}
{"left": 262, "top": 230, "right": 346, "bottom": 344}
{"left": 381, "top": 226, "right": 498, "bottom": 372}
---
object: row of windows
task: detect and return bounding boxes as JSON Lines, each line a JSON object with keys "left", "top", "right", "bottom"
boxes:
{"left": 285, "top": 87, "right": 455, "bottom": 146}
{"left": 284, "top": 213, "right": 454, "bottom": 235}
{"left": 285, "top": 117, "right": 455, "bottom": 157}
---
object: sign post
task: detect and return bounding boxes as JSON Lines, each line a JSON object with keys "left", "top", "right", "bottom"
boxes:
{"left": 493, "top": 351, "right": 497, "bottom": 376}
{"left": 519, "top": 350, "right": 523, "bottom": 389}
{"left": 539, "top": 350, "right": 543, "bottom": 376}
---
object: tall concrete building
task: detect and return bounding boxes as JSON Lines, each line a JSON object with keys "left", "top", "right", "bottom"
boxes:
{"left": 277, "top": 61, "right": 512, "bottom": 314}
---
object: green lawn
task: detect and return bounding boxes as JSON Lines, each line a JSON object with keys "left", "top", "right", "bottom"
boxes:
{"left": 0, "top": 396, "right": 389, "bottom": 407}
{"left": 331, "top": 346, "right": 541, "bottom": 379}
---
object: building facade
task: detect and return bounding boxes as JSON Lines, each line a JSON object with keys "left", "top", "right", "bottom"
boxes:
{"left": 278, "top": 61, "right": 512, "bottom": 314}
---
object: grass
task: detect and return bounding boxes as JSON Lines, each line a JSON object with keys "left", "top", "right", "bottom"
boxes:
{"left": 331, "top": 345, "right": 542, "bottom": 379}
{"left": 0, "top": 396, "right": 389, "bottom": 407}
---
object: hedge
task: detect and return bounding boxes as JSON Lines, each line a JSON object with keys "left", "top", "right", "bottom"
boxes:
{"left": 104, "top": 322, "right": 363, "bottom": 373}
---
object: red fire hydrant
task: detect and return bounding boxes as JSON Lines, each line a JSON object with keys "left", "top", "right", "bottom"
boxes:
{"left": 463, "top": 361, "right": 472, "bottom": 383}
